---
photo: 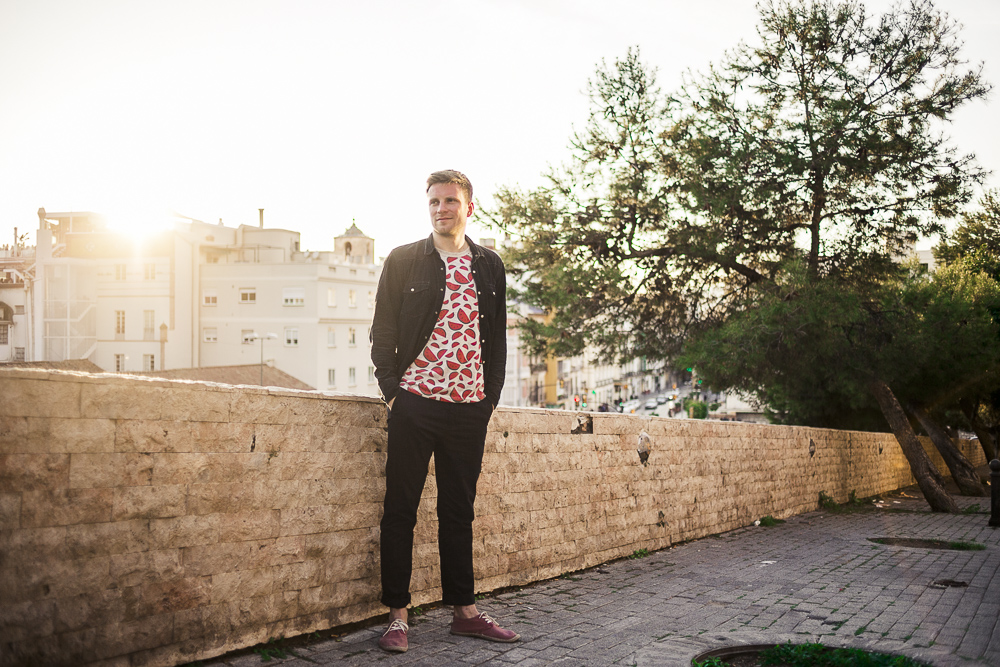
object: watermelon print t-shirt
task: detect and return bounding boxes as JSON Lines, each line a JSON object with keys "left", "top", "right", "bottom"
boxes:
{"left": 400, "top": 249, "right": 486, "bottom": 403}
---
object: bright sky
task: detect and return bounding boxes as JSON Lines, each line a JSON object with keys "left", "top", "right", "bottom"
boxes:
{"left": 1, "top": 0, "right": 997, "bottom": 256}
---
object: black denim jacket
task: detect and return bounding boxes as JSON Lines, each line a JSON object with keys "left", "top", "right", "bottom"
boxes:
{"left": 370, "top": 234, "right": 507, "bottom": 406}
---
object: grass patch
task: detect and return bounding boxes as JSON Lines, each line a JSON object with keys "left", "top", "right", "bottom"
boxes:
{"left": 961, "top": 503, "right": 982, "bottom": 514}
{"left": 628, "top": 548, "right": 651, "bottom": 559}
{"left": 949, "top": 540, "right": 986, "bottom": 551}
{"left": 758, "top": 515, "right": 785, "bottom": 527}
{"left": 758, "top": 642, "right": 927, "bottom": 666}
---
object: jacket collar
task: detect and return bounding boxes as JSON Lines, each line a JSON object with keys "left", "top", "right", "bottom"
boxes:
{"left": 420, "top": 233, "right": 486, "bottom": 260}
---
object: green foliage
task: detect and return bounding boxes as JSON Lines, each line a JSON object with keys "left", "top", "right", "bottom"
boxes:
{"left": 949, "top": 540, "right": 986, "bottom": 551}
{"left": 691, "top": 658, "right": 728, "bottom": 667}
{"left": 682, "top": 396, "right": 710, "bottom": 419}
{"left": 760, "top": 642, "right": 926, "bottom": 666}
{"left": 819, "top": 491, "right": 839, "bottom": 510}
{"left": 758, "top": 515, "right": 785, "bottom": 527}
{"left": 628, "top": 548, "right": 651, "bottom": 559}
{"left": 253, "top": 637, "right": 289, "bottom": 662}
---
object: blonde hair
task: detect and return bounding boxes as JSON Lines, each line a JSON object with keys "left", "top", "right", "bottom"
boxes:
{"left": 426, "top": 170, "right": 473, "bottom": 203}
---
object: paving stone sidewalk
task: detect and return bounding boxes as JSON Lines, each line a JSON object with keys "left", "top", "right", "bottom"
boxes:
{"left": 200, "top": 492, "right": 1000, "bottom": 667}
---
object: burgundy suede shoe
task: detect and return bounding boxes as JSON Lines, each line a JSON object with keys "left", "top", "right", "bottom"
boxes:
{"left": 450, "top": 612, "right": 520, "bottom": 642}
{"left": 378, "top": 618, "right": 409, "bottom": 653}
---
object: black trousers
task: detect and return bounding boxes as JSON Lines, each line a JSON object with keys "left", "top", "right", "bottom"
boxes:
{"left": 380, "top": 389, "right": 492, "bottom": 609}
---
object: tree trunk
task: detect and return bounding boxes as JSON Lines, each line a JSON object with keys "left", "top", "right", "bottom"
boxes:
{"left": 869, "top": 379, "right": 958, "bottom": 512}
{"left": 908, "top": 404, "right": 987, "bottom": 496}
{"left": 959, "top": 397, "right": 997, "bottom": 461}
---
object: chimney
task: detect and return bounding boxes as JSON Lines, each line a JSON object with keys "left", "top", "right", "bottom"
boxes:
{"left": 259, "top": 209, "right": 264, "bottom": 228}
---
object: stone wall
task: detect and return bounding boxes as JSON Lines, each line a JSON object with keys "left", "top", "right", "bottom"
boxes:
{"left": 0, "top": 369, "right": 985, "bottom": 666}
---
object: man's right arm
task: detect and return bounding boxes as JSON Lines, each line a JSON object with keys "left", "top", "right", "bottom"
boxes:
{"left": 370, "top": 251, "right": 403, "bottom": 405}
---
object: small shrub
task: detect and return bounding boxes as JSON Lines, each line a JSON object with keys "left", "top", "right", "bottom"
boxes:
{"left": 759, "top": 515, "right": 785, "bottom": 527}
{"left": 628, "top": 548, "right": 651, "bottom": 559}
{"left": 819, "top": 491, "right": 838, "bottom": 510}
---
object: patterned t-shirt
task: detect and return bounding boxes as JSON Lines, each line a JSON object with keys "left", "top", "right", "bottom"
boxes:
{"left": 400, "top": 250, "right": 486, "bottom": 403}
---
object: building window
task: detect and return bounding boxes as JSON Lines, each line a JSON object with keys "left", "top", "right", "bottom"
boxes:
{"left": 115, "top": 310, "right": 125, "bottom": 336}
{"left": 242, "top": 329, "right": 255, "bottom": 344}
{"left": 143, "top": 354, "right": 155, "bottom": 371}
{"left": 239, "top": 288, "right": 256, "bottom": 304}
{"left": 0, "top": 325, "right": 7, "bottom": 345}
{"left": 327, "top": 288, "right": 336, "bottom": 307}
{"left": 13, "top": 347, "right": 24, "bottom": 361}
{"left": 283, "top": 287, "right": 305, "bottom": 306}
{"left": 203, "top": 289, "right": 217, "bottom": 306}
{"left": 368, "top": 366, "right": 375, "bottom": 383}
{"left": 203, "top": 327, "right": 218, "bottom": 343}
{"left": 349, "top": 289, "right": 357, "bottom": 307}
{"left": 285, "top": 328, "right": 299, "bottom": 346}
{"left": 327, "top": 327, "right": 336, "bottom": 347}
{"left": 348, "top": 327, "right": 356, "bottom": 346}
{"left": 143, "top": 310, "right": 155, "bottom": 340}
{"left": 348, "top": 367, "right": 356, "bottom": 386}
{"left": 368, "top": 291, "right": 375, "bottom": 308}
{"left": 327, "top": 369, "right": 336, "bottom": 387}
{"left": 144, "top": 263, "right": 156, "bottom": 280}
{"left": 115, "top": 264, "right": 126, "bottom": 281}
{"left": 114, "top": 353, "right": 125, "bottom": 372}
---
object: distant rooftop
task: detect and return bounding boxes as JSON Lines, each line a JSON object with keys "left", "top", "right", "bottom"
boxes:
{"left": 135, "top": 365, "right": 314, "bottom": 390}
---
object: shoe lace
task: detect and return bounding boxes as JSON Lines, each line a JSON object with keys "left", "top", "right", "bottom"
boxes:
{"left": 384, "top": 619, "right": 408, "bottom": 635}
{"left": 477, "top": 612, "right": 497, "bottom": 626}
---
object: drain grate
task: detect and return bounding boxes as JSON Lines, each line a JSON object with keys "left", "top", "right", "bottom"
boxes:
{"left": 930, "top": 579, "right": 968, "bottom": 588}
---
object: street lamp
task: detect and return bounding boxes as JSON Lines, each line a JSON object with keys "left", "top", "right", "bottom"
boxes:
{"left": 251, "top": 332, "right": 278, "bottom": 385}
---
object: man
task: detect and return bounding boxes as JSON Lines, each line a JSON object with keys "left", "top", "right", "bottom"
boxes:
{"left": 370, "top": 169, "right": 518, "bottom": 653}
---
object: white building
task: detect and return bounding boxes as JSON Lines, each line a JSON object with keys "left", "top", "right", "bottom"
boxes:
{"left": 0, "top": 241, "right": 32, "bottom": 363}
{"left": 28, "top": 209, "right": 381, "bottom": 393}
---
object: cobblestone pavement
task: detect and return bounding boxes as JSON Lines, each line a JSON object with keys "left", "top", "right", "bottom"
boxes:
{"left": 200, "top": 492, "right": 1000, "bottom": 666}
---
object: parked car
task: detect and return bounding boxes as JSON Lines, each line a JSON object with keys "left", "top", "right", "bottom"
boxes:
{"left": 656, "top": 395, "right": 667, "bottom": 404}
{"left": 644, "top": 399, "right": 659, "bottom": 410}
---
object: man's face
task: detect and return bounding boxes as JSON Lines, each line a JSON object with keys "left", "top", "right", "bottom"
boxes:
{"left": 427, "top": 182, "right": 473, "bottom": 240}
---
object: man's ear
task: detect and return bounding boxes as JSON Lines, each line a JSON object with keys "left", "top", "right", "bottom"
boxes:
{"left": 467, "top": 201, "right": 475, "bottom": 217}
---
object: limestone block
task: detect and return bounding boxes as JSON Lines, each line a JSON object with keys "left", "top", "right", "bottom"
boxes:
{"left": 217, "top": 509, "right": 281, "bottom": 543}
{"left": 24, "top": 417, "right": 116, "bottom": 455}
{"left": 0, "top": 376, "right": 81, "bottom": 418}
{"left": 210, "top": 567, "right": 275, "bottom": 605}
{"left": 110, "top": 549, "right": 183, "bottom": 588}
{"left": 181, "top": 542, "right": 253, "bottom": 578}
{"left": 0, "top": 415, "right": 27, "bottom": 454}
{"left": 114, "top": 420, "right": 194, "bottom": 454}
{"left": 187, "top": 481, "right": 255, "bottom": 516}
{"left": 20, "top": 487, "right": 113, "bottom": 528}
{"left": 0, "top": 493, "right": 18, "bottom": 531}
{"left": 64, "top": 612, "right": 175, "bottom": 663}
{"left": 245, "top": 536, "right": 307, "bottom": 570}
{"left": 3, "top": 554, "right": 111, "bottom": 604}
{"left": 1, "top": 453, "right": 70, "bottom": 494}
{"left": 150, "top": 514, "right": 224, "bottom": 550}
{"left": 0, "top": 598, "right": 55, "bottom": 642}
{"left": 66, "top": 519, "right": 151, "bottom": 559}
{"left": 159, "top": 388, "right": 232, "bottom": 423}
{"left": 123, "top": 576, "right": 213, "bottom": 618}
{"left": 303, "top": 527, "right": 376, "bottom": 560}
{"left": 151, "top": 452, "right": 278, "bottom": 486}
{"left": 318, "top": 399, "right": 385, "bottom": 429}
{"left": 53, "top": 588, "right": 126, "bottom": 633}
{"left": 69, "top": 452, "right": 153, "bottom": 489}
{"left": 229, "top": 393, "right": 317, "bottom": 426}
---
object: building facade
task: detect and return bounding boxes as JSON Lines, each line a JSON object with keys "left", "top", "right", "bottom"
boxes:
{"left": 27, "top": 209, "right": 381, "bottom": 393}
